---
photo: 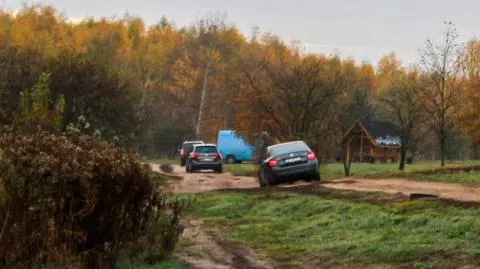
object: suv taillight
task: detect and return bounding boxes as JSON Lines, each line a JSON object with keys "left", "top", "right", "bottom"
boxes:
{"left": 215, "top": 152, "right": 221, "bottom": 159}
{"left": 191, "top": 153, "right": 199, "bottom": 159}
{"left": 268, "top": 159, "right": 278, "bottom": 167}
{"left": 307, "top": 151, "right": 316, "bottom": 160}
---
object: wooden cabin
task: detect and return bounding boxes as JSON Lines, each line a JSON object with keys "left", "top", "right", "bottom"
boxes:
{"left": 343, "top": 120, "right": 401, "bottom": 163}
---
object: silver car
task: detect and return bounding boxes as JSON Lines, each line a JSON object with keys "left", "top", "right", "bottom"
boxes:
{"left": 186, "top": 144, "right": 223, "bottom": 173}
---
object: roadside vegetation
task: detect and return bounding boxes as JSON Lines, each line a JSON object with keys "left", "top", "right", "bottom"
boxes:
{"left": 188, "top": 189, "right": 480, "bottom": 268}
{"left": 0, "top": 119, "right": 192, "bottom": 269}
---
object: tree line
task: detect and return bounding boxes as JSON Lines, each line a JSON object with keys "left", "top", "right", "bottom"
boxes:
{"left": 1, "top": 5, "right": 480, "bottom": 168}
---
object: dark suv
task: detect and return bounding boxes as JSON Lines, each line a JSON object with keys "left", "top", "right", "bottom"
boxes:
{"left": 179, "top": 140, "right": 204, "bottom": 166}
{"left": 257, "top": 140, "right": 320, "bottom": 187}
{"left": 185, "top": 144, "right": 223, "bottom": 173}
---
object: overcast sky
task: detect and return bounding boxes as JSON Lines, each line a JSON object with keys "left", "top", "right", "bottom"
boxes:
{"left": 3, "top": 0, "right": 480, "bottom": 66}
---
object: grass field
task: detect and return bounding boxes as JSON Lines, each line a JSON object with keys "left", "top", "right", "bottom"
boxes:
{"left": 221, "top": 161, "right": 480, "bottom": 186}
{"left": 224, "top": 163, "right": 258, "bottom": 176}
{"left": 188, "top": 189, "right": 480, "bottom": 268}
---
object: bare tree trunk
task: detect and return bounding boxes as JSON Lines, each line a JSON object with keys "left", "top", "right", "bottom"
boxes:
{"left": 440, "top": 137, "right": 446, "bottom": 167}
{"left": 399, "top": 144, "right": 407, "bottom": 171}
{"left": 343, "top": 138, "right": 353, "bottom": 176}
{"left": 473, "top": 142, "right": 478, "bottom": 160}
{"left": 195, "top": 61, "right": 211, "bottom": 138}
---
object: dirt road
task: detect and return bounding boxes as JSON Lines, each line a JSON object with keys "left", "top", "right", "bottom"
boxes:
{"left": 325, "top": 178, "right": 480, "bottom": 202}
{"left": 154, "top": 164, "right": 480, "bottom": 202}
{"left": 158, "top": 164, "right": 262, "bottom": 193}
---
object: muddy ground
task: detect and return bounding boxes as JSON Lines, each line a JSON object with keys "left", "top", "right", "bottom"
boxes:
{"left": 154, "top": 164, "right": 480, "bottom": 202}
{"left": 151, "top": 164, "right": 480, "bottom": 269}
{"left": 178, "top": 220, "right": 273, "bottom": 269}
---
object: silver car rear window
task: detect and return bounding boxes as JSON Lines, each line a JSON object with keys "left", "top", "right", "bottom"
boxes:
{"left": 269, "top": 142, "right": 308, "bottom": 156}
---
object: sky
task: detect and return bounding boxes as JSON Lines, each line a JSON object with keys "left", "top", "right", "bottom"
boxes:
{"left": 2, "top": 0, "right": 480, "bottom": 66}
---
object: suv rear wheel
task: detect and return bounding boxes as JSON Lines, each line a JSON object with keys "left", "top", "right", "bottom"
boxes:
{"left": 186, "top": 162, "right": 193, "bottom": 173}
{"left": 215, "top": 166, "right": 223, "bottom": 173}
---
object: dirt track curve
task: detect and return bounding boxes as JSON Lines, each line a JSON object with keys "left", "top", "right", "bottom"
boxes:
{"left": 153, "top": 164, "right": 480, "bottom": 202}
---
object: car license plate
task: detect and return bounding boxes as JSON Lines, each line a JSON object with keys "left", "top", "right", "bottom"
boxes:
{"left": 285, "top": 157, "right": 301, "bottom": 163}
{"left": 203, "top": 158, "right": 213, "bottom": 162}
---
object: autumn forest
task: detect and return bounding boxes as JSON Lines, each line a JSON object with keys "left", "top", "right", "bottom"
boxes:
{"left": 2, "top": 4, "right": 480, "bottom": 165}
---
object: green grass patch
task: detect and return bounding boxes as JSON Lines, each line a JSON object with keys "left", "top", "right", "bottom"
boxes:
{"left": 189, "top": 190, "right": 480, "bottom": 267}
{"left": 320, "top": 161, "right": 480, "bottom": 185}
{"left": 224, "top": 163, "right": 258, "bottom": 176}
{"left": 408, "top": 172, "right": 480, "bottom": 186}
{"left": 320, "top": 161, "right": 480, "bottom": 179}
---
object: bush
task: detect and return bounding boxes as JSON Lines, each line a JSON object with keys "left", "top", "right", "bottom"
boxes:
{"left": 0, "top": 124, "right": 190, "bottom": 269}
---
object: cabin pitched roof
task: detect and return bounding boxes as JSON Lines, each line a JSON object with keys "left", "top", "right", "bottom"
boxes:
{"left": 360, "top": 120, "right": 401, "bottom": 146}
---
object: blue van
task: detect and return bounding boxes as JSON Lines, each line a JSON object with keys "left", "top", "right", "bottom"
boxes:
{"left": 217, "top": 130, "right": 256, "bottom": 164}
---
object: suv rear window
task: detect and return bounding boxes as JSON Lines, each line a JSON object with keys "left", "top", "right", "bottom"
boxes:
{"left": 195, "top": 146, "right": 218, "bottom": 154}
{"left": 269, "top": 142, "right": 308, "bottom": 156}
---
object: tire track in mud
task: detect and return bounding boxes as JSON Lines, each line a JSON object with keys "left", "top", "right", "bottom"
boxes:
{"left": 153, "top": 164, "right": 480, "bottom": 203}
{"left": 179, "top": 220, "right": 273, "bottom": 269}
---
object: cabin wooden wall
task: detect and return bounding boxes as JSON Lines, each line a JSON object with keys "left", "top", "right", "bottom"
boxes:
{"left": 345, "top": 124, "right": 400, "bottom": 163}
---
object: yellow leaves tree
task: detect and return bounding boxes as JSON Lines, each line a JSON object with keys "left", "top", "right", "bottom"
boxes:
{"left": 458, "top": 39, "right": 480, "bottom": 147}
{"left": 16, "top": 73, "right": 65, "bottom": 130}
{"left": 376, "top": 52, "right": 403, "bottom": 93}
{"left": 358, "top": 62, "right": 376, "bottom": 94}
